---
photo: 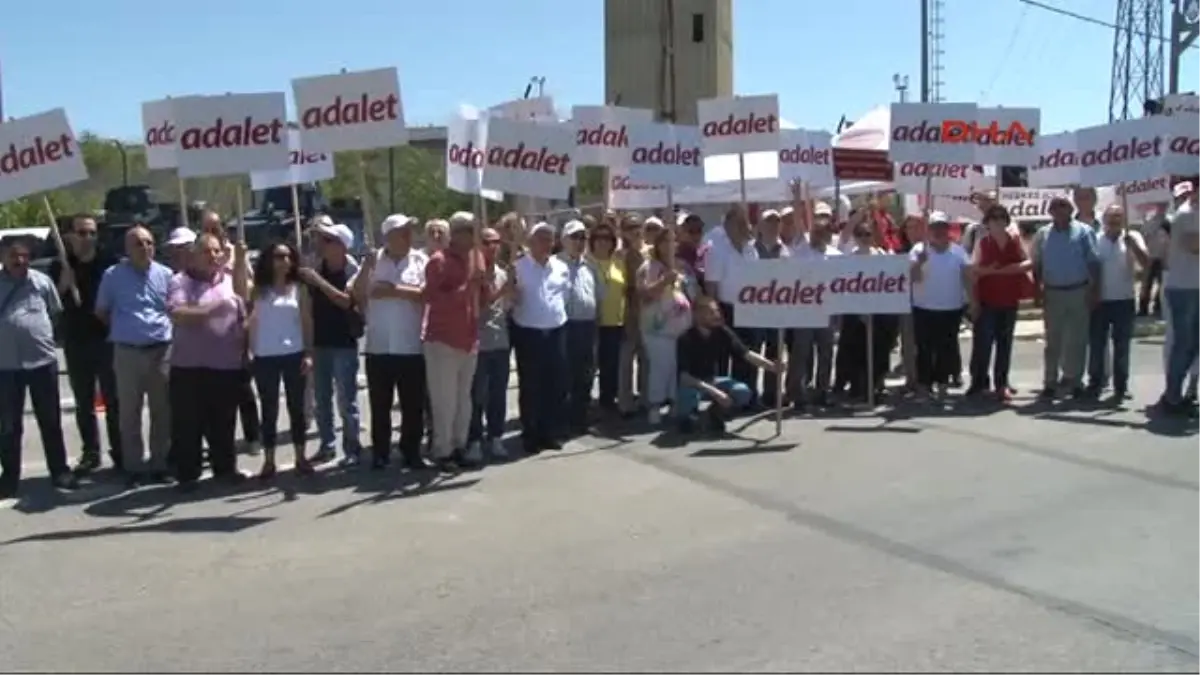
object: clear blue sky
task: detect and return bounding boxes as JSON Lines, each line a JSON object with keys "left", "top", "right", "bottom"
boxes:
{"left": 0, "top": 0, "right": 1195, "bottom": 142}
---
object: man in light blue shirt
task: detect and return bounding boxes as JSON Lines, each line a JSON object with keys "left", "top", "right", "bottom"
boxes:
{"left": 0, "top": 239, "right": 79, "bottom": 497}
{"left": 1031, "top": 196, "right": 1100, "bottom": 399}
{"left": 559, "top": 219, "right": 601, "bottom": 434}
{"left": 95, "top": 226, "right": 175, "bottom": 485}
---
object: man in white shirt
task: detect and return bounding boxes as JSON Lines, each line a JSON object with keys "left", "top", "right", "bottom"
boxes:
{"left": 511, "top": 222, "right": 570, "bottom": 453}
{"left": 787, "top": 204, "right": 842, "bottom": 409}
{"left": 1159, "top": 182, "right": 1200, "bottom": 416}
{"left": 703, "top": 206, "right": 759, "bottom": 392}
{"left": 909, "top": 214, "right": 972, "bottom": 396}
{"left": 352, "top": 214, "right": 430, "bottom": 470}
{"left": 1086, "top": 205, "right": 1147, "bottom": 400}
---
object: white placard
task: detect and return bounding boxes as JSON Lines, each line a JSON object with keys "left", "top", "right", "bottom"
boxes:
{"left": 1163, "top": 101, "right": 1199, "bottom": 176}
{"left": 732, "top": 256, "right": 913, "bottom": 329}
{"left": 626, "top": 123, "right": 704, "bottom": 188}
{"left": 697, "top": 94, "right": 781, "bottom": 156}
{"left": 777, "top": 129, "right": 834, "bottom": 188}
{"left": 889, "top": 103, "right": 1038, "bottom": 165}
{"left": 1027, "top": 131, "right": 1077, "bottom": 187}
{"left": 607, "top": 171, "right": 669, "bottom": 209}
{"left": 292, "top": 67, "right": 407, "bottom": 153}
{"left": 893, "top": 160, "right": 978, "bottom": 197}
{"left": 141, "top": 97, "right": 196, "bottom": 170}
{"left": 1112, "top": 176, "right": 1171, "bottom": 208}
{"left": 0, "top": 108, "right": 89, "bottom": 203}
{"left": 172, "top": 93, "right": 290, "bottom": 179}
{"left": 999, "top": 188, "right": 1071, "bottom": 222}
{"left": 572, "top": 105, "right": 653, "bottom": 167}
{"left": 479, "top": 118, "right": 574, "bottom": 200}
{"left": 904, "top": 193, "right": 979, "bottom": 222}
{"left": 250, "top": 129, "right": 336, "bottom": 190}
{"left": 1073, "top": 116, "right": 1171, "bottom": 187}
{"left": 1161, "top": 93, "right": 1199, "bottom": 117}
{"left": 489, "top": 96, "right": 558, "bottom": 123}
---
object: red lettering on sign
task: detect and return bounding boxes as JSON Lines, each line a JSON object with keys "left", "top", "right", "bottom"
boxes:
{"left": 701, "top": 112, "right": 779, "bottom": 138}
{"left": 610, "top": 175, "right": 662, "bottom": 191}
{"left": 736, "top": 271, "right": 908, "bottom": 307}
{"left": 894, "top": 119, "right": 1038, "bottom": 147}
{"left": 447, "top": 141, "right": 569, "bottom": 176}
{"left": 630, "top": 142, "right": 700, "bottom": 167}
{"left": 940, "top": 119, "right": 1036, "bottom": 146}
{"left": 1035, "top": 135, "right": 1166, "bottom": 169}
{"left": 300, "top": 93, "right": 401, "bottom": 129}
{"left": 178, "top": 117, "right": 286, "bottom": 150}
{"left": 576, "top": 123, "right": 629, "bottom": 148}
{"left": 145, "top": 122, "right": 175, "bottom": 147}
{"left": 0, "top": 134, "right": 77, "bottom": 176}
{"left": 778, "top": 145, "right": 831, "bottom": 166}
{"left": 897, "top": 161, "right": 971, "bottom": 179}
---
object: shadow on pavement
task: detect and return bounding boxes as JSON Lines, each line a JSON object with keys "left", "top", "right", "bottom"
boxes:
{"left": 689, "top": 443, "right": 796, "bottom": 458}
{"left": 0, "top": 515, "right": 273, "bottom": 547}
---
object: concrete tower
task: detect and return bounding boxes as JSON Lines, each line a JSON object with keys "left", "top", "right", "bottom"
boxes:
{"left": 604, "top": 0, "right": 733, "bottom": 123}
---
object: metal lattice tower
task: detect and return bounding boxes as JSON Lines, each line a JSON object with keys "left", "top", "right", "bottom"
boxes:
{"left": 929, "top": 0, "right": 946, "bottom": 102}
{"left": 1109, "top": 0, "right": 1165, "bottom": 121}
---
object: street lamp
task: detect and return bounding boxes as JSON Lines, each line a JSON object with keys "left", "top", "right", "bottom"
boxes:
{"left": 892, "top": 74, "right": 910, "bottom": 103}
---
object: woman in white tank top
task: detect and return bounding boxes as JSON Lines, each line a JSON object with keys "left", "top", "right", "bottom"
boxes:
{"left": 249, "top": 241, "right": 315, "bottom": 479}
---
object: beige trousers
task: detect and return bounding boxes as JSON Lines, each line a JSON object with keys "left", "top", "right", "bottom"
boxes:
{"left": 423, "top": 341, "right": 477, "bottom": 459}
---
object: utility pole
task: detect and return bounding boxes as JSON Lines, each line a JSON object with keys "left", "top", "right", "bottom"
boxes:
{"left": 658, "top": 0, "right": 678, "bottom": 122}
{"left": 1170, "top": 0, "right": 1199, "bottom": 93}
{"left": 893, "top": 74, "right": 910, "bottom": 103}
{"left": 920, "top": 0, "right": 930, "bottom": 103}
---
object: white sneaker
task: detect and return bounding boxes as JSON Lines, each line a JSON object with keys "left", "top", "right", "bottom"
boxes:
{"left": 488, "top": 438, "right": 509, "bottom": 460}
{"left": 464, "top": 441, "right": 484, "bottom": 464}
{"left": 648, "top": 409, "right": 662, "bottom": 425}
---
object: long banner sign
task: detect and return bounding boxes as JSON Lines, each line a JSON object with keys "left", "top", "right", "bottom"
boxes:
{"left": 731, "top": 257, "right": 913, "bottom": 329}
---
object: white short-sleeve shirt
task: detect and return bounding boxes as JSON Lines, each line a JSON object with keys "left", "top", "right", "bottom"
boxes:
{"left": 1096, "top": 230, "right": 1144, "bottom": 301}
{"left": 909, "top": 242, "right": 970, "bottom": 311}
{"left": 704, "top": 234, "right": 759, "bottom": 304}
{"left": 1166, "top": 202, "right": 1200, "bottom": 290}
{"left": 790, "top": 235, "right": 844, "bottom": 260}
{"left": 360, "top": 249, "right": 428, "bottom": 355}
{"left": 512, "top": 255, "right": 569, "bottom": 330}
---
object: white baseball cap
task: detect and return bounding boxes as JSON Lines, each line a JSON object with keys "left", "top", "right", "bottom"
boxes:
{"left": 928, "top": 210, "right": 951, "bottom": 225}
{"left": 562, "top": 219, "right": 586, "bottom": 238}
{"left": 759, "top": 209, "right": 781, "bottom": 221}
{"left": 167, "top": 227, "right": 196, "bottom": 247}
{"left": 644, "top": 216, "right": 665, "bottom": 230}
{"left": 813, "top": 202, "right": 834, "bottom": 217}
{"left": 309, "top": 214, "right": 335, "bottom": 229}
{"left": 529, "top": 221, "right": 556, "bottom": 237}
{"left": 1173, "top": 181, "right": 1195, "bottom": 198}
{"left": 780, "top": 206, "right": 795, "bottom": 218}
{"left": 314, "top": 222, "right": 354, "bottom": 249}
{"left": 381, "top": 214, "right": 414, "bottom": 236}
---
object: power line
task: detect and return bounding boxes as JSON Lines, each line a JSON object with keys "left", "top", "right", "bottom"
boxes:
{"left": 981, "top": 3, "right": 1031, "bottom": 99}
{"left": 1017, "top": 0, "right": 1198, "bottom": 50}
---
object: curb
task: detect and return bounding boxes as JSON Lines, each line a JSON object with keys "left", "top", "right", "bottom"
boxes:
{"left": 1011, "top": 321, "right": 1167, "bottom": 342}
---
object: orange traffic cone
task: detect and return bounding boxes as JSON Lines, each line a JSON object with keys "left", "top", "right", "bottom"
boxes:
{"left": 94, "top": 389, "right": 106, "bottom": 413}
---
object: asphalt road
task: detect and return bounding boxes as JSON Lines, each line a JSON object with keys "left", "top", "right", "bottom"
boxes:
{"left": 1, "top": 343, "right": 1197, "bottom": 672}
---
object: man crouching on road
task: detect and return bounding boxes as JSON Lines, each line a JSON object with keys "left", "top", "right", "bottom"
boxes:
{"left": 673, "top": 295, "right": 781, "bottom": 434}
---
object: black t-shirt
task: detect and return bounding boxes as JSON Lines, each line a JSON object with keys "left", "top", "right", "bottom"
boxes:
{"left": 309, "top": 260, "right": 359, "bottom": 349}
{"left": 677, "top": 325, "right": 748, "bottom": 382}
{"left": 48, "top": 250, "right": 117, "bottom": 344}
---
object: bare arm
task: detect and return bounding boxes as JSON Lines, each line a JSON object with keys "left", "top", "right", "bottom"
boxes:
{"left": 679, "top": 372, "right": 728, "bottom": 399}
{"left": 299, "top": 286, "right": 314, "bottom": 352}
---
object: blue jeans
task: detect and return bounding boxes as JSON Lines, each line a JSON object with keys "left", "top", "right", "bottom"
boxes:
{"left": 0, "top": 363, "right": 70, "bottom": 487}
{"left": 1087, "top": 299, "right": 1135, "bottom": 391}
{"left": 1163, "top": 288, "right": 1200, "bottom": 404}
{"left": 469, "top": 349, "right": 510, "bottom": 443}
{"left": 312, "top": 347, "right": 362, "bottom": 457}
{"left": 673, "top": 376, "right": 752, "bottom": 419}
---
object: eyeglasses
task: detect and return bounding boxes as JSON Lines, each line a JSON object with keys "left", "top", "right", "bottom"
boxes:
{"left": 75, "top": 230, "right": 97, "bottom": 238}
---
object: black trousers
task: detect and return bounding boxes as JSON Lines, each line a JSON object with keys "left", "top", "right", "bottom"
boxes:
{"left": 171, "top": 367, "right": 241, "bottom": 482}
{"left": 565, "top": 320, "right": 597, "bottom": 429}
{"left": 513, "top": 324, "right": 567, "bottom": 443}
{"left": 364, "top": 354, "right": 426, "bottom": 461}
{"left": 251, "top": 353, "right": 306, "bottom": 451}
{"left": 63, "top": 338, "right": 121, "bottom": 462}
{"left": 1139, "top": 258, "right": 1164, "bottom": 315}
{"left": 237, "top": 368, "right": 261, "bottom": 445}
{"left": 0, "top": 364, "right": 71, "bottom": 488}
{"left": 596, "top": 326, "right": 623, "bottom": 409}
{"left": 835, "top": 315, "right": 898, "bottom": 397}
{"left": 743, "top": 329, "right": 783, "bottom": 405}
{"left": 913, "top": 307, "right": 964, "bottom": 387}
